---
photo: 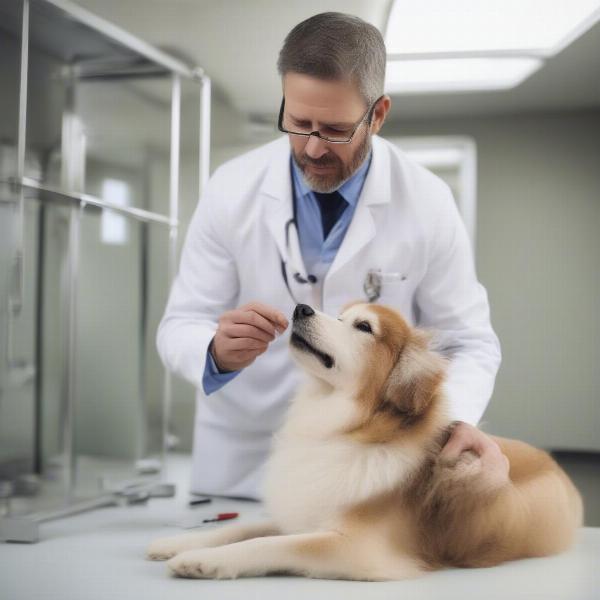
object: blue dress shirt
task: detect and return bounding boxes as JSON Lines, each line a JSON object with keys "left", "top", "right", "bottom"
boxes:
{"left": 202, "top": 151, "right": 372, "bottom": 394}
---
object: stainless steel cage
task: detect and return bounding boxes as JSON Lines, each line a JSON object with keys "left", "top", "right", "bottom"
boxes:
{"left": 0, "top": 0, "right": 211, "bottom": 542}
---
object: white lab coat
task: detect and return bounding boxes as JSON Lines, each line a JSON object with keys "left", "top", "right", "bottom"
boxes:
{"left": 156, "top": 135, "right": 501, "bottom": 499}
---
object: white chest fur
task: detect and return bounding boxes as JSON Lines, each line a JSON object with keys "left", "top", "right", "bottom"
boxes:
{"left": 262, "top": 423, "right": 423, "bottom": 534}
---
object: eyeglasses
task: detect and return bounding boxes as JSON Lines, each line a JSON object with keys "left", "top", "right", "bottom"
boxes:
{"left": 277, "top": 95, "right": 382, "bottom": 144}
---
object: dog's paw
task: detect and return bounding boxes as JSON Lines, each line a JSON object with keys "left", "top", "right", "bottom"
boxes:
{"left": 146, "top": 535, "right": 189, "bottom": 561}
{"left": 167, "top": 548, "right": 238, "bottom": 579}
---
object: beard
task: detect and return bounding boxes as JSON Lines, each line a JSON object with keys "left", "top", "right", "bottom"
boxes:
{"left": 292, "top": 131, "right": 372, "bottom": 193}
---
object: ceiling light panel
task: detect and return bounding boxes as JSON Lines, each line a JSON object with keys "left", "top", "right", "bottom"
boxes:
{"left": 385, "top": 0, "right": 600, "bottom": 57}
{"left": 385, "top": 57, "right": 543, "bottom": 94}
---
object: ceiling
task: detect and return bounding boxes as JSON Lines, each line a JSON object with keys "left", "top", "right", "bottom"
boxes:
{"left": 61, "top": 0, "right": 600, "bottom": 121}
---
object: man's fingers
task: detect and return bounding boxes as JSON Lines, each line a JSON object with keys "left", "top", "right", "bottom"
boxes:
{"left": 211, "top": 302, "right": 288, "bottom": 372}
{"left": 439, "top": 422, "right": 478, "bottom": 462}
{"left": 439, "top": 422, "right": 506, "bottom": 466}
{"left": 439, "top": 435, "right": 470, "bottom": 463}
{"left": 477, "top": 437, "right": 505, "bottom": 462}
{"left": 222, "top": 322, "right": 274, "bottom": 344}
{"left": 234, "top": 346, "right": 267, "bottom": 362}
{"left": 224, "top": 338, "right": 268, "bottom": 352}
{"left": 225, "top": 310, "right": 277, "bottom": 337}
{"left": 226, "top": 346, "right": 268, "bottom": 369}
{"left": 239, "top": 302, "right": 289, "bottom": 333}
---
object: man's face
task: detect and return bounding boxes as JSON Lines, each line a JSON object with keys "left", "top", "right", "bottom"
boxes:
{"left": 282, "top": 73, "right": 374, "bottom": 193}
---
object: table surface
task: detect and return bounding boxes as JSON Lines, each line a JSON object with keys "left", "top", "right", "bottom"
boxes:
{"left": 1, "top": 454, "right": 598, "bottom": 600}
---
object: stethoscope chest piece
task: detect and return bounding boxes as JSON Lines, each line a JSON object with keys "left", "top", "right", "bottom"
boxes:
{"left": 363, "top": 269, "right": 382, "bottom": 303}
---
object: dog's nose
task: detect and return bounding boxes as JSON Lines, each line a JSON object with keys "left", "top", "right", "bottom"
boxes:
{"left": 293, "top": 304, "right": 315, "bottom": 321}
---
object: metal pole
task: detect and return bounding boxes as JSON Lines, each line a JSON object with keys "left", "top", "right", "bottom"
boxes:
{"left": 45, "top": 0, "right": 197, "bottom": 79}
{"left": 10, "top": 0, "right": 29, "bottom": 325}
{"left": 162, "top": 74, "right": 181, "bottom": 472}
{"left": 199, "top": 74, "right": 211, "bottom": 192}
{"left": 62, "top": 203, "right": 82, "bottom": 501}
{"left": 16, "top": 178, "right": 173, "bottom": 226}
{"left": 59, "top": 73, "right": 85, "bottom": 501}
{"left": 137, "top": 153, "right": 151, "bottom": 462}
{"left": 169, "top": 75, "right": 181, "bottom": 229}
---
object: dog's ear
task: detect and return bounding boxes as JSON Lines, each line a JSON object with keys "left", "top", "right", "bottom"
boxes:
{"left": 381, "top": 330, "right": 447, "bottom": 421}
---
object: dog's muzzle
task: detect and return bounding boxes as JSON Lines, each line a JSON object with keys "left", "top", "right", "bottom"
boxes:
{"left": 293, "top": 303, "right": 315, "bottom": 321}
{"left": 290, "top": 304, "right": 334, "bottom": 369}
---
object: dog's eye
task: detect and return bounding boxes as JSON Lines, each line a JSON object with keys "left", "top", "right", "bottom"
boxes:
{"left": 354, "top": 321, "right": 373, "bottom": 334}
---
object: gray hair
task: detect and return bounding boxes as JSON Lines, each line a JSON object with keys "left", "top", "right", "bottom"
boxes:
{"left": 277, "top": 12, "right": 386, "bottom": 106}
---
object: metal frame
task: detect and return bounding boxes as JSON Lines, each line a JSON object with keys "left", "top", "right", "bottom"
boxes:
{"left": 44, "top": 0, "right": 198, "bottom": 79}
{"left": 17, "top": 178, "right": 174, "bottom": 226}
{"left": 0, "top": 0, "right": 211, "bottom": 542}
{"left": 161, "top": 73, "right": 181, "bottom": 471}
{"left": 0, "top": 480, "right": 176, "bottom": 543}
{"left": 7, "top": 0, "right": 30, "bottom": 357}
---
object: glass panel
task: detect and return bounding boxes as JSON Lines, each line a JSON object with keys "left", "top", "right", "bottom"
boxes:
{"left": 77, "top": 76, "right": 173, "bottom": 212}
{"left": 2, "top": 182, "right": 172, "bottom": 514}
{"left": 39, "top": 200, "right": 70, "bottom": 484}
{"left": 0, "top": 9, "right": 28, "bottom": 487}
{"left": 0, "top": 1, "right": 200, "bottom": 521}
{"left": 0, "top": 189, "right": 36, "bottom": 483}
{"left": 3, "top": 0, "right": 176, "bottom": 213}
{"left": 59, "top": 205, "right": 168, "bottom": 494}
{"left": 0, "top": 6, "right": 21, "bottom": 158}
{"left": 0, "top": 192, "right": 45, "bottom": 521}
{"left": 144, "top": 221, "right": 170, "bottom": 458}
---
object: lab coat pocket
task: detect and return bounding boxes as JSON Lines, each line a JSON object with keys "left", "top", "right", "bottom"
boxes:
{"left": 364, "top": 269, "right": 409, "bottom": 303}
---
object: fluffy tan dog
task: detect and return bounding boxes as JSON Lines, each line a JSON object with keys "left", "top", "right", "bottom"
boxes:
{"left": 147, "top": 302, "right": 583, "bottom": 580}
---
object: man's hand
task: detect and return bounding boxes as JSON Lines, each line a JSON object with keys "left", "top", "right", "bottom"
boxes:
{"left": 210, "top": 302, "right": 289, "bottom": 373}
{"left": 439, "top": 421, "right": 510, "bottom": 487}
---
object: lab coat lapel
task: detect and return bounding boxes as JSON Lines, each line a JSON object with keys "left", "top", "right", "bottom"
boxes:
{"left": 327, "top": 136, "right": 391, "bottom": 278}
{"left": 260, "top": 138, "right": 315, "bottom": 306}
{"left": 260, "top": 138, "right": 295, "bottom": 261}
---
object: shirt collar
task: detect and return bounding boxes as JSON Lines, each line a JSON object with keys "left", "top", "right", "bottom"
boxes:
{"left": 291, "top": 150, "right": 372, "bottom": 209}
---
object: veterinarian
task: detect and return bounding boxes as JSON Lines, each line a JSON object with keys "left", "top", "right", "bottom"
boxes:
{"left": 157, "top": 13, "right": 505, "bottom": 499}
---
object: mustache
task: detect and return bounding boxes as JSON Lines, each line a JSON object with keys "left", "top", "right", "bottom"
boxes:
{"left": 297, "top": 153, "right": 341, "bottom": 168}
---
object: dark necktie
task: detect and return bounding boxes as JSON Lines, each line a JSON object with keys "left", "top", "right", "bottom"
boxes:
{"left": 313, "top": 191, "right": 348, "bottom": 239}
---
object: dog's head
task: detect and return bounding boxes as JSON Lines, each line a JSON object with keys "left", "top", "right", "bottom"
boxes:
{"left": 290, "top": 302, "right": 447, "bottom": 439}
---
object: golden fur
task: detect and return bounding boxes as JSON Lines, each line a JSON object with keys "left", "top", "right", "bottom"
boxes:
{"left": 147, "top": 303, "right": 583, "bottom": 580}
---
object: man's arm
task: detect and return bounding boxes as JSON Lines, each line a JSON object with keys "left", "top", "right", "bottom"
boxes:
{"left": 202, "top": 345, "right": 241, "bottom": 395}
{"left": 415, "top": 184, "right": 502, "bottom": 425}
{"left": 199, "top": 302, "right": 288, "bottom": 395}
{"left": 156, "top": 187, "right": 240, "bottom": 391}
{"left": 157, "top": 188, "right": 288, "bottom": 394}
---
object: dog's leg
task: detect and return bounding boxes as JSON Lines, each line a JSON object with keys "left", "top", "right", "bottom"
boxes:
{"left": 166, "top": 530, "right": 422, "bottom": 581}
{"left": 146, "top": 520, "right": 280, "bottom": 561}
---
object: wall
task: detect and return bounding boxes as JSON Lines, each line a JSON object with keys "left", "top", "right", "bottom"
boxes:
{"left": 167, "top": 107, "right": 600, "bottom": 453}
{"left": 382, "top": 110, "right": 600, "bottom": 451}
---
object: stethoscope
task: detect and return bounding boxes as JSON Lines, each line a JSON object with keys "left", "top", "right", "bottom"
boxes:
{"left": 279, "top": 215, "right": 406, "bottom": 306}
{"left": 279, "top": 216, "right": 317, "bottom": 306}
{"left": 279, "top": 179, "right": 407, "bottom": 305}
